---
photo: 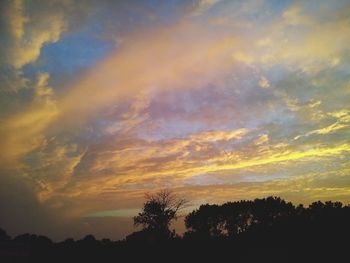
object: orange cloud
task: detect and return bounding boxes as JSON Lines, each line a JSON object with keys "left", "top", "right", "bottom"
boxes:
{"left": 0, "top": 73, "right": 59, "bottom": 163}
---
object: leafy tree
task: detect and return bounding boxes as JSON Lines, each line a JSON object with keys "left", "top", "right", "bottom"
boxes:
{"left": 223, "top": 200, "right": 253, "bottom": 235}
{"left": 185, "top": 204, "right": 225, "bottom": 238}
{"left": 133, "top": 190, "right": 187, "bottom": 240}
{"left": 250, "top": 196, "right": 295, "bottom": 226}
{"left": 185, "top": 197, "right": 298, "bottom": 238}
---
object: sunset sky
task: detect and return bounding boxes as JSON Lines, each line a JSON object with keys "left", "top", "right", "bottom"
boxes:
{"left": 1, "top": 0, "right": 350, "bottom": 240}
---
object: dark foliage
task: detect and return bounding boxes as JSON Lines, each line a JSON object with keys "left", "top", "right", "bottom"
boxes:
{"left": 130, "top": 189, "right": 186, "bottom": 242}
{"left": 1, "top": 196, "right": 350, "bottom": 262}
{"left": 184, "top": 196, "right": 296, "bottom": 238}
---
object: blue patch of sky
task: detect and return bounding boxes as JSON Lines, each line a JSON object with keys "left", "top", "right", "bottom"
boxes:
{"left": 22, "top": 29, "right": 115, "bottom": 89}
{"left": 145, "top": 0, "right": 191, "bottom": 21}
{"left": 206, "top": 0, "right": 294, "bottom": 23}
{"left": 20, "top": 0, "right": 191, "bottom": 90}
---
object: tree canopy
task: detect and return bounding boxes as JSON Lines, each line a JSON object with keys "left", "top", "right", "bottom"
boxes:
{"left": 132, "top": 190, "right": 187, "bottom": 240}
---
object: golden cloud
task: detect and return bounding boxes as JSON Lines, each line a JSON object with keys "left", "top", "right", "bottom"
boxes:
{"left": 3, "top": 0, "right": 67, "bottom": 69}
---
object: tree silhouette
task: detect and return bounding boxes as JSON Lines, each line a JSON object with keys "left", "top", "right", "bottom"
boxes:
{"left": 185, "top": 197, "right": 297, "bottom": 238}
{"left": 250, "top": 196, "right": 295, "bottom": 226}
{"left": 185, "top": 204, "right": 225, "bottom": 238}
{"left": 1, "top": 196, "right": 350, "bottom": 262}
{"left": 133, "top": 189, "right": 186, "bottom": 240}
{"left": 0, "top": 228, "right": 10, "bottom": 242}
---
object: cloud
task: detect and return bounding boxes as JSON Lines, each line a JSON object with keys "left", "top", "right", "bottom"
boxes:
{"left": 27, "top": 143, "right": 85, "bottom": 203}
{"left": 1, "top": 0, "right": 68, "bottom": 69}
{"left": 190, "top": 128, "right": 248, "bottom": 142}
{"left": 6, "top": 0, "right": 28, "bottom": 40}
{"left": 178, "top": 169, "right": 350, "bottom": 207}
{"left": 294, "top": 109, "right": 350, "bottom": 139}
{"left": 258, "top": 76, "right": 270, "bottom": 89}
{"left": 46, "top": 130, "right": 350, "bottom": 215}
{"left": 282, "top": 4, "right": 313, "bottom": 26}
{"left": 224, "top": 1, "right": 350, "bottom": 74}
{"left": 190, "top": 0, "right": 222, "bottom": 16}
{"left": 51, "top": 21, "right": 239, "bottom": 129}
{"left": 254, "top": 134, "right": 269, "bottom": 145}
{"left": 0, "top": 72, "right": 58, "bottom": 163}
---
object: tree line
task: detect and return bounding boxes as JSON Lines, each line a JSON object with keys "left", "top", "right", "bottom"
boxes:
{"left": 1, "top": 190, "right": 350, "bottom": 262}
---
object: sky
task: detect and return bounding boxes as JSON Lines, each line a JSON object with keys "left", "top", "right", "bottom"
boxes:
{"left": 0, "top": 0, "right": 350, "bottom": 241}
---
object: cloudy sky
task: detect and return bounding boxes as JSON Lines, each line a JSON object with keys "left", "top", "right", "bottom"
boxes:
{"left": 1, "top": 0, "right": 350, "bottom": 240}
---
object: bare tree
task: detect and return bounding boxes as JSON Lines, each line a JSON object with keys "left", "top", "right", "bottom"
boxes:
{"left": 133, "top": 189, "right": 187, "bottom": 237}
